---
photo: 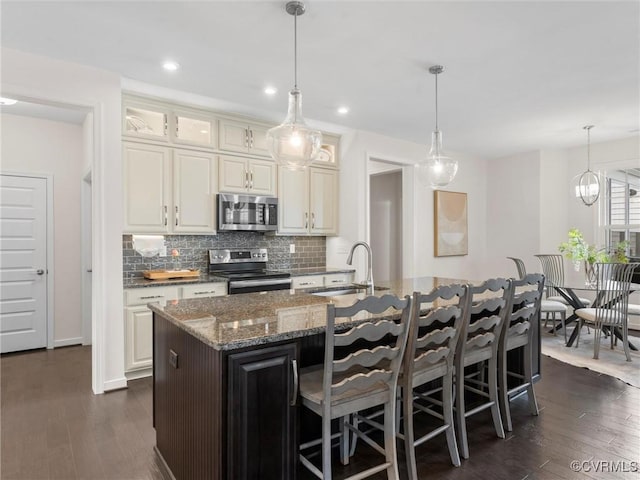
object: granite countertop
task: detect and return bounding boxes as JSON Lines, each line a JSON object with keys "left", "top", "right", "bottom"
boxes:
{"left": 148, "top": 276, "right": 473, "bottom": 351}
{"left": 123, "top": 274, "right": 227, "bottom": 289}
{"left": 124, "top": 266, "right": 356, "bottom": 288}
{"left": 284, "top": 267, "right": 356, "bottom": 277}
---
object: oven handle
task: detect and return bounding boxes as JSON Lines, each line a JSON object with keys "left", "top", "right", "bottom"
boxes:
{"left": 229, "top": 278, "right": 292, "bottom": 288}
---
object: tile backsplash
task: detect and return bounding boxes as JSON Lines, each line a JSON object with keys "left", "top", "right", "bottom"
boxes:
{"left": 122, "top": 233, "right": 326, "bottom": 279}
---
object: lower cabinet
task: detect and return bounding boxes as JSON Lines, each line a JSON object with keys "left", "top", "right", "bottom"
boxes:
{"left": 125, "top": 283, "right": 226, "bottom": 378}
{"left": 227, "top": 343, "right": 298, "bottom": 480}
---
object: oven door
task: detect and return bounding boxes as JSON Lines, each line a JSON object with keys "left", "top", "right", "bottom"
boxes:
{"left": 228, "top": 277, "right": 292, "bottom": 294}
{"left": 217, "top": 193, "right": 278, "bottom": 232}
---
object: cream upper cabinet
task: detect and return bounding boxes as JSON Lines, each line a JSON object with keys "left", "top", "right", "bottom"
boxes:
{"left": 278, "top": 166, "right": 338, "bottom": 236}
{"left": 124, "top": 102, "right": 169, "bottom": 140}
{"left": 123, "top": 142, "right": 217, "bottom": 234}
{"left": 219, "top": 155, "right": 276, "bottom": 196}
{"left": 172, "top": 149, "right": 217, "bottom": 233}
{"left": 311, "top": 134, "right": 340, "bottom": 168}
{"left": 309, "top": 168, "right": 338, "bottom": 235}
{"left": 123, "top": 142, "right": 172, "bottom": 233}
{"left": 173, "top": 110, "right": 216, "bottom": 147}
{"left": 218, "top": 118, "right": 272, "bottom": 157}
{"left": 278, "top": 167, "right": 310, "bottom": 234}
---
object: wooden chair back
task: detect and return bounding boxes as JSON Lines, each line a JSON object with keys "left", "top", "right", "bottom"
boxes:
{"left": 503, "top": 273, "right": 544, "bottom": 351}
{"left": 323, "top": 294, "right": 411, "bottom": 402}
{"left": 458, "top": 278, "right": 511, "bottom": 366}
{"left": 403, "top": 284, "right": 470, "bottom": 386}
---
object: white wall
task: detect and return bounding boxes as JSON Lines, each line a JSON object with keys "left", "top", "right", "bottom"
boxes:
{"left": 328, "top": 129, "right": 489, "bottom": 282}
{"left": 486, "top": 151, "right": 541, "bottom": 279}
{"left": 486, "top": 135, "right": 639, "bottom": 288}
{"left": 1, "top": 47, "right": 124, "bottom": 393}
{"left": 1, "top": 114, "right": 84, "bottom": 345}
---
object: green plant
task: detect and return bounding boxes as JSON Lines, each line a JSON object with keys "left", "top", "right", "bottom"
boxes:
{"left": 558, "top": 229, "right": 629, "bottom": 264}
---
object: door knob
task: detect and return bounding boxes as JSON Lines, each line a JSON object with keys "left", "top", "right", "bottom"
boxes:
{"left": 36, "top": 269, "right": 45, "bottom": 275}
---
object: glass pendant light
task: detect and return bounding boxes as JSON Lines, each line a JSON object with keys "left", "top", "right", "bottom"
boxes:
{"left": 416, "top": 65, "right": 458, "bottom": 188}
{"left": 266, "top": 1, "right": 322, "bottom": 170}
{"left": 574, "top": 125, "right": 600, "bottom": 206}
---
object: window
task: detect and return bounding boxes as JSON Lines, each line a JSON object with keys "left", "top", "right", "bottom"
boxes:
{"left": 604, "top": 169, "right": 640, "bottom": 258}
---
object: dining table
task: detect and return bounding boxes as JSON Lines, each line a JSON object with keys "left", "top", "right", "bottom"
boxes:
{"left": 547, "top": 280, "right": 640, "bottom": 349}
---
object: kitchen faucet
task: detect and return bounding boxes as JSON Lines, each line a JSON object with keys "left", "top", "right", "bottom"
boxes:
{"left": 346, "top": 241, "right": 374, "bottom": 294}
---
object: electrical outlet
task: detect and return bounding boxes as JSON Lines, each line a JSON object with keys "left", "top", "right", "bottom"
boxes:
{"left": 289, "top": 244, "right": 296, "bottom": 254}
{"left": 160, "top": 246, "right": 167, "bottom": 257}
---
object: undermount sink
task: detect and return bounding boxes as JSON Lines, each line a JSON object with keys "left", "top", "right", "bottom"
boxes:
{"left": 311, "top": 285, "right": 390, "bottom": 297}
{"left": 311, "top": 288, "right": 360, "bottom": 297}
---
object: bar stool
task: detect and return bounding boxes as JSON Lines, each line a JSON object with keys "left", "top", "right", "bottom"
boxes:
{"left": 455, "top": 278, "right": 511, "bottom": 459}
{"left": 498, "top": 273, "right": 543, "bottom": 432}
{"left": 399, "top": 284, "right": 470, "bottom": 479}
{"left": 298, "top": 294, "right": 412, "bottom": 480}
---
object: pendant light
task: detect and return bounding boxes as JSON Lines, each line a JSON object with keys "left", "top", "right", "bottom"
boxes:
{"left": 266, "top": 1, "right": 322, "bottom": 170}
{"left": 416, "top": 65, "right": 458, "bottom": 188}
{"left": 575, "top": 125, "right": 600, "bottom": 206}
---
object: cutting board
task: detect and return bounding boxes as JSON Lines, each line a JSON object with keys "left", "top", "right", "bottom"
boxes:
{"left": 143, "top": 269, "right": 200, "bottom": 280}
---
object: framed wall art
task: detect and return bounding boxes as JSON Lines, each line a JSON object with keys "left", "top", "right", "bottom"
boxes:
{"left": 434, "top": 190, "right": 468, "bottom": 257}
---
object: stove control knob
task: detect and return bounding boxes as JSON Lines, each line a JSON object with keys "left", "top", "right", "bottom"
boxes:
{"left": 261, "top": 253, "right": 266, "bottom": 257}
{"left": 253, "top": 253, "right": 258, "bottom": 258}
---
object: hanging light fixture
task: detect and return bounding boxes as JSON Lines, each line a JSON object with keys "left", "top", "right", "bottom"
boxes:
{"left": 266, "top": 1, "right": 322, "bottom": 170}
{"left": 416, "top": 65, "right": 458, "bottom": 188}
{"left": 574, "top": 125, "right": 600, "bottom": 206}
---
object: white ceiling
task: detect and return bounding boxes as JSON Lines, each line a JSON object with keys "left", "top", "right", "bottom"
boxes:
{"left": 2, "top": 1, "right": 638, "bottom": 159}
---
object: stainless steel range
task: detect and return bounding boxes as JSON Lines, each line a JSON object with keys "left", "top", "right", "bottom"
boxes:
{"left": 208, "top": 248, "right": 291, "bottom": 294}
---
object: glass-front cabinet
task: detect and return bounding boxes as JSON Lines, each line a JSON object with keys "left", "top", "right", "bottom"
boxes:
{"left": 124, "top": 104, "right": 168, "bottom": 140}
{"left": 174, "top": 110, "right": 216, "bottom": 147}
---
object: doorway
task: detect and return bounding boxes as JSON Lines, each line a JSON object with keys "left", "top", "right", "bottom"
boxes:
{"left": 369, "top": 169, "right": 403, "bottom": 281}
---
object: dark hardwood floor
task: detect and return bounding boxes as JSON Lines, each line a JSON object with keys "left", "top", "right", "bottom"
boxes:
{"left": 2, "top": 345, "right": 639, "bottom": 480}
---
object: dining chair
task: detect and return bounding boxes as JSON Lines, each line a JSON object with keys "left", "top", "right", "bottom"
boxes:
{"left": 298, "top": 294, "right": 411, "bottom": 480}
{"left": 575, "top": 262, "right": 639, "bottom": 361}
{"left": 534, "top": 254, "right": 591, "bottom": 308}
{"left": 398, "top": 284, "right": 470, "bottom": 479}
{"left": 498, "top": 273, "right": 544, "bottom": 432}
{"left": 507, "top": 256, "right": 568, "bottom": 338}
{"left": 455, "top": 278, "right": 511, "bottom": 459}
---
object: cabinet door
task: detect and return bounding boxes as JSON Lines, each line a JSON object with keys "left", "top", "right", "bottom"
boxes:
{"left": 173, "top": 150, "right": 217, "bottom": 233}
{"left": 309, "top": 168, "right": 338, "bottom": 235}
{"left": 278, "top": 167, "right": 309, "bottom": 234}
{"left": 124, "top": 104, "right": 168, "bottom": 140}
{"left": 174, "top": 111, "right": 215, "bottom": 147}
{"left": 123, "top": 142, "right": 171, "bottom": 233}
{"left": 218, "top": 119, "right": 248, "bottom": 153}
{"left": 219, "top": 156, "right": 249, "bottom": 193}
{"left": 248, "top": 159, "right": 276, "bottom": 195}
{"left": 125, "top": 306, "right": 154, "bottom": 372}
{"left": 227, "top": 344, "right": 297, "bottom": 480}
{"left": 247, "top": 123, "right": 271, "bottom": 157}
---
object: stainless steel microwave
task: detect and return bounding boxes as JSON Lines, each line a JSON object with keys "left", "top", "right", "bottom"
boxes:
{"left": 217, "top": 193, "right": 278, "bottom": 232}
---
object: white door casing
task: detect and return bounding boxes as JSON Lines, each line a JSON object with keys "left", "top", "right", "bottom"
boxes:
{"left": 0, "top": 174, "right": 49, "bottom": 353}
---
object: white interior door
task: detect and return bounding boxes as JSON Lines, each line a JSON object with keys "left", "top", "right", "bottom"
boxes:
{"left": 0, "top": 174, "right": 48, "bottom": 353}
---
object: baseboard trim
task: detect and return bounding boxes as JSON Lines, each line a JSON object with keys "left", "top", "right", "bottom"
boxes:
{"left": 103, "top": 377, "right": 128, "bottom": 392}
{"left": 125, "top": 367, "right": 152, "bottom": 381}
{"left": 54, "top": 337, "right": 83, "bottom": 348}
{"left": 154, "top": 446, "right": 177, "bottom": 480}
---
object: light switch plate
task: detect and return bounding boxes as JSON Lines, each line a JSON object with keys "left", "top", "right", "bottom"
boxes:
{"left": 289, "top": 244, "right": 296, "bottom": 254}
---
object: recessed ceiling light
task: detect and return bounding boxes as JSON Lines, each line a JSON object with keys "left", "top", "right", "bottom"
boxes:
{"left": 162, "top": 61, "right": 180, "bottom": 72}
{"left": 337, "top": 106, "right": 349, "bottom": 115}
{"left": 0, "top": 97, "right": 18, "bottom": 106}
{"left": 264, "top": 86, "right": 277, "bottom": 96}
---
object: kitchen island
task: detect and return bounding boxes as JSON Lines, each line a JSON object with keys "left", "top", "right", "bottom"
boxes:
{"left": 150, "top": 276, "right": 541, "bottom": 480}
